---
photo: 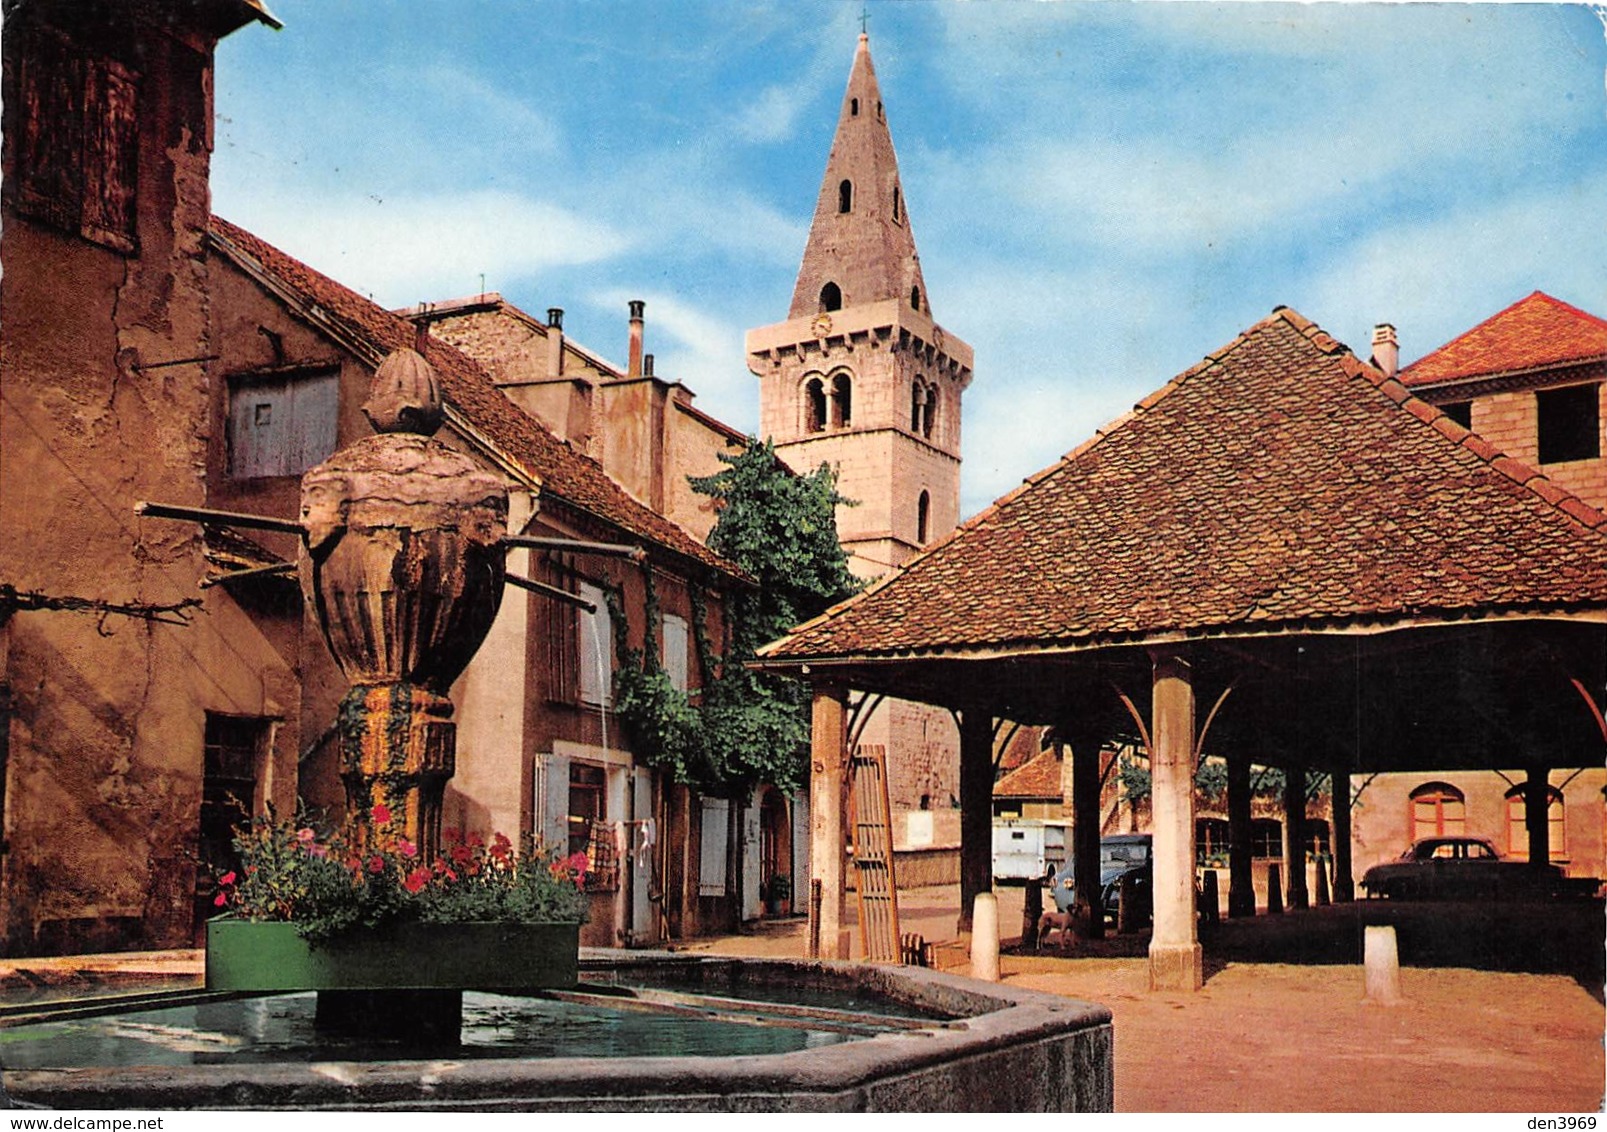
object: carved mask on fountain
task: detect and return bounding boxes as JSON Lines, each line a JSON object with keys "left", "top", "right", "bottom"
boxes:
{"left": 300, "top": 348, "right": 508, "bottom": 858}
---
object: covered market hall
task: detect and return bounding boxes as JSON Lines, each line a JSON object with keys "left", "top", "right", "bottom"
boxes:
{"left": 755, "top": 307, "right": 1607, "bottom": 990}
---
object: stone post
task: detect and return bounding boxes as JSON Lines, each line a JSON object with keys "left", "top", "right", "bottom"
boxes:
{"left": 970, "top": 892, "right": 1000, "bottom": 981}
{"left": 808, "top": 684, "right": 849, "bottom": 959}
{"left": 1227, "top": 754, "right": 1256, "bottom": 918}
{"left": 1331, "top": 766, "right": 1355, "bottom": 902}
{"left": 1283, "top": 764, "right": 1309, "bottom": 910}
{"left": 1147, "top": 649, "right": 1202, "bottom": 991}
{"left": 957, "top": 707, "right": 995, "bottom": 934}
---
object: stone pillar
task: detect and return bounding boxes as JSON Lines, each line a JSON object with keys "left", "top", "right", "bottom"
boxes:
{"left": 1148, "top": 649, "right": 1201, "bottom": 991}
{"left": 1331, "top": 766, "right": 1355, "bottom": 902}
{"left": 957, "top": 707, "right": 995, "bottom": 934}
{"left": 1524, "top": 767, "right": 1551, "bottom": 870}
{"left": 1226, "top": 754, "right": 1255, "bottom": 918}
{"left": 808, "top": 685, "right": 849, "bottom": 960}
{"left": 1069, "top": 730, "right": 1105, "bottom": 940}
{"left": 1284, "top": 764, "right": 1309, "bottom": 910}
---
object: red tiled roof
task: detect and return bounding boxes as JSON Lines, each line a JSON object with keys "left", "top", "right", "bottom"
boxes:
{"left": 993, "top": 750, "right": 1063, "bottom": 799}
{"left": 208, "top": 218, "right": 746, "bottom": 583}
{"left": 759, "top": 307, "right": 1607, "bottom": 663}
{"left": 1400, "top": 291, "right": 1607, "bottom": 387}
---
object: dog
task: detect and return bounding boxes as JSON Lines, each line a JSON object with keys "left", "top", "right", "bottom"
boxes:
{"left": 1036, "top": 910, "right": 1075, "bottom": 951}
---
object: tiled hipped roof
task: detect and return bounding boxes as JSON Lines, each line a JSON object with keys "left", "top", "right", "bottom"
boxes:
{"left": 1400, "top": 291, "right": 1607, "bottom": 386}
{"left": 208, "top": 218, "right": 746, "bottom": 582}
{"left": 993, "top": 750, "right": 1064, "bottom": 800}
{"left": 760, "top": 308, "right": 1607, "bottom": 663}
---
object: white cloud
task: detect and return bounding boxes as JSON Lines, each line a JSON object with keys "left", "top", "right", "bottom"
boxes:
{"left": 1303, "top": 173, "right": 1607, "bottom": 366}
{"left": 415, "top": 63, "right": 561, "bottom": 156}
{"left": 215, "top": 185, "right": 631, "bottom": 306}
{"left": 732, "top": 85, "right": 811, "bottom": 144}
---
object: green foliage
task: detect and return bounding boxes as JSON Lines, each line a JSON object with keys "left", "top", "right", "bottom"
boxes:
{"left": 1117, "top": 753, "right": 1152, "bottom": 803}
{"left": 1195, "top": 757, "right": 1229, "bottom": 802}
{"left": 610, "top": 439, "right": 859, "bottom": 797}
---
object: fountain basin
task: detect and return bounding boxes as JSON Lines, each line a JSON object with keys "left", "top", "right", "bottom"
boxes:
{"left": 2, "top": 953, "right": 1114, "bottom": 1111}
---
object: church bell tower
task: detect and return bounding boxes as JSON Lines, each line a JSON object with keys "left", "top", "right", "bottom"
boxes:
{"left": 746, "top": 32, "right": 973, "bottom": 579}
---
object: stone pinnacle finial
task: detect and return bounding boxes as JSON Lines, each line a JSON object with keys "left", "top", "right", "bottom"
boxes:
{"left": 365, "top": 347, "right": 444, "bottom": 436}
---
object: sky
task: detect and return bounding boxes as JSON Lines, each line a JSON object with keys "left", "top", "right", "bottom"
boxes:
{"left": 212, "top": 1, "right": 1607, "bottom": 519}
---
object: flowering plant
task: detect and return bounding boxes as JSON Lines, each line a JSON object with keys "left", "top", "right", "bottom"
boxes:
{"left": 214, "top": 804, "right": 589, "bottom": 945}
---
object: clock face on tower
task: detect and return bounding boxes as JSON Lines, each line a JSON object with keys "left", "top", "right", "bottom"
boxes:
{"left": 811, "top": 313, "right": 833, "bottom": 339}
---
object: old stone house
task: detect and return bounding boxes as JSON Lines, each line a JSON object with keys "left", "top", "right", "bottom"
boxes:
{"left": 0, "top": 0, "right": 784, "bottom": 952}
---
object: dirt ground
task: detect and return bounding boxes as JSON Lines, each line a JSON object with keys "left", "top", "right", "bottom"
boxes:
{"left": 688, "top": 885, "right": 1607, "bottom": 1113}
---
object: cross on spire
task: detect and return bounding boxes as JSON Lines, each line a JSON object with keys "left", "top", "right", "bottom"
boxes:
{"left": 860, "top": 5, "right": 869, "bottom": 35}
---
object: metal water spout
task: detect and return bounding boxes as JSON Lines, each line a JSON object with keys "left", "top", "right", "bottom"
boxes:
{"left": 299, "top": 347, "right": 508, "bottom": 859}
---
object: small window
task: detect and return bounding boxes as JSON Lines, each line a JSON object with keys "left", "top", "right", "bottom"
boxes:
{"left": 577, "top": 581, "right": 614, "bottom": 706}
{"left": 850, "top": 97, "right": 860, "bottom": 117}
{"left": 1410, "top": 782, "right": 1465, "bottom": 841}
{"left": 1441, "top": 401, "right": 1472, "bottom": 429}
{"left": 1196, "top": 818, "right": 1231, "bottom": 866}
{"left": 892, "top": 186, "right": 902, "bottom": 223}
{"left": 1536, "top": 384, "right": 1600, "bottom": 464}
{"left": 10, "top": 27, "right": 139, "bottom": 252}
{"left": 567, "top": 763, "right": 606, "bottom": 857}
{"left": 228, "top": 369, "right": 339, "bottom": 478}
{"left": 1504, "top": 785, "right": 1566, "bottom": 861}
{"left": 916, "top": 490, "right": 930, "bottom": 545}
{"left": 1250, "top": 818, "right": 1282, "bottom": 859}
{"left": 820, "top": 282, "right": 842, "bottom": 312}
{"left": 838, "top": 179, "right": 853, "bottom": 214}
{"left": 922, "top": 384, "right": 936, "bottom": 439}
{"left": 662, "top": 613, "right": 690, "bottom": 693}
{"left": 910, "top": 285, "right": 921, "bottom": 311}
{"left": 831, "top": 373, "right": 852, "bottom": 428}
{"left": 805, "top": 377, "right": 827, "bottom": 434}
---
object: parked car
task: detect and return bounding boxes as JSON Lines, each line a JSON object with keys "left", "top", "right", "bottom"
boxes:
{"left": 1051, "top": 833, "right": 1152, "bottom": 923}
{"left": 1360, "top": 836, "right": 1569, "bottom": 900}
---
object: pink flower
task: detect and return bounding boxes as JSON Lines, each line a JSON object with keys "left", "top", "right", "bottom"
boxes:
{"left": 296, "top": 827, "right": 316, "bottom": 843}
{"left": 368, "top": 855, "right": 386, "bottom": 874}
{"left": 213, "top": 892, "right": 229, "bottom": 907}
{"left": 398, "top": 839, "right": 418, "bottom": 859}
{"left": 219, "top": 871, "right": 237, "bottom": 887}
{"left": 371, "top": 803, "right": 392, "bottom": 826}
{"left": 403, "top": 867, "right": 430, "bottom": 894}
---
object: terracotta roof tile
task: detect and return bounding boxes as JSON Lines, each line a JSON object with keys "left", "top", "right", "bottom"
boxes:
{"left": 760, "top": 308, "right": 1607, "bottom": 664}
{"left": 1400, "top": 291, "right": 1607, "bottom": 386}
{"left": 993, "top": 750, "right": 1064, "bottom": 799}
{"left": 208, "top": 218, "right": 746, "bottom": 583}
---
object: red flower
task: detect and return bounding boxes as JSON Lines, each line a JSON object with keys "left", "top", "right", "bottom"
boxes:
{"left": 368, "top": 855, "right": 386, "bottom": 874}
{"left": 371, "top": 803, "right": 392, "bottom": 826}
{"left": 489, "top": 834, "right": 512, "bottom": 862}
{"left": 403, "top": 867, "right": 430, "bottom": 894}
{"left": 213, "top": 892, "right": 229, "bottom": 907}
{"left": 219, "top": 871, "right": 237, "bottom": 887}
{"left": 450, "top": 844, "right": 472, "bottom": 865}
{"left": 442, "top": 827, "right": 462, "bottom": 844}
{"left": 466, "top": 832, "right": 484, "bottom": 849}
{"left": 565, "top": 851, "right": 590, "bottom": 879}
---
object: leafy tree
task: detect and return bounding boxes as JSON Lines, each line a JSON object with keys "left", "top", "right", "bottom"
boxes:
{"left": 613, "top": 439, "right": 859, "bottom": 797}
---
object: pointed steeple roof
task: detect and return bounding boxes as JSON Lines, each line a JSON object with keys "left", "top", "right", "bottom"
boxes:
{"left": 788, "top": 34, "right": 929, "bottom": 320}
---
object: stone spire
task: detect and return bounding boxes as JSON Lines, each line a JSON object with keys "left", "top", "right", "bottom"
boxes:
{"left": 788, "top": 33, "right": 929, "bottom": 321}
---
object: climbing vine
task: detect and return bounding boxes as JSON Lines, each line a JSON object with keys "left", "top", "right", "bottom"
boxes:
{"left": 606, "top": 439, "right": 860, "bottom": 797}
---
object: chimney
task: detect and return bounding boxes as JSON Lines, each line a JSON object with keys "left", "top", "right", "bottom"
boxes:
{"left": 643, "top": 353, "right": 655, "bottom": 378}
{"left": 1371, "top": 323, "right": 1399, "bottom": 379}
{"left": 413, "top": 302, "right": 433, "bottom": 353}
{"left": 547, "top": 307, "right": 565, "bottom": 378}
{"left": 627, "top": 299, "right": 645, "bottom": 378}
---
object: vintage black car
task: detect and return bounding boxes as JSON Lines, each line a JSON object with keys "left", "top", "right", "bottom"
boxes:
{"left": 1360, "top": 836, "right": 1575, "bottom": 900}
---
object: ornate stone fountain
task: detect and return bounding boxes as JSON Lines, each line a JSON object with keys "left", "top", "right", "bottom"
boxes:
{"left": 299, "top": 347, "right": 507, "bottom": 861}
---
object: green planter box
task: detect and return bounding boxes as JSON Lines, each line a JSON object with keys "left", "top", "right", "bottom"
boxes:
{"left": 206, "top": 919, "right": 580, "bottom": 992}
